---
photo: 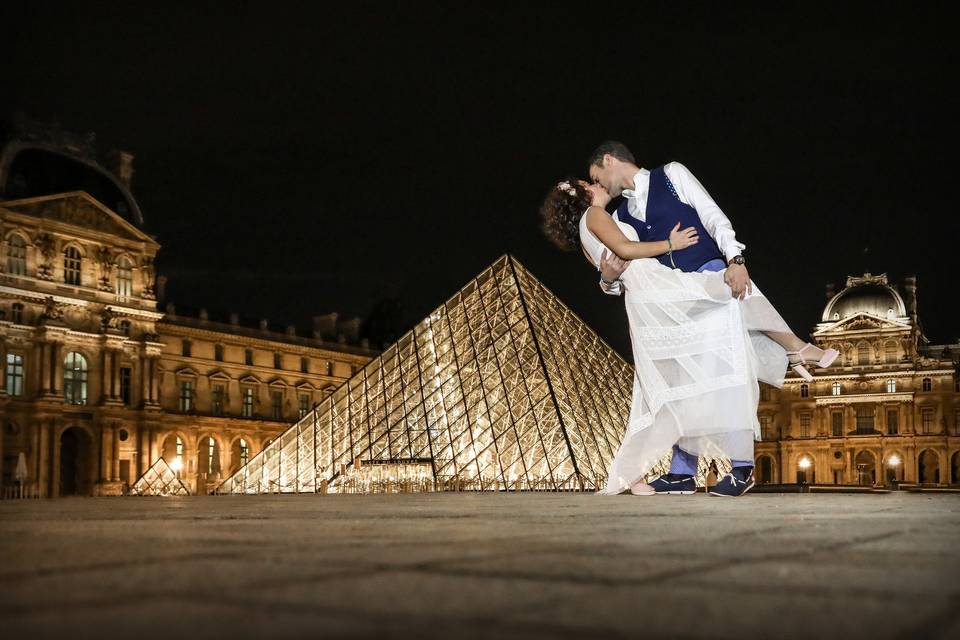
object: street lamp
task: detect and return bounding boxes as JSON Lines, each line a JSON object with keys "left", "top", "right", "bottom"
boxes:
{"left": 886, "top": 453, "right": 901, "bottom": 488}
{"left": 798, "top": 456, "right": 812, "bottom": 485}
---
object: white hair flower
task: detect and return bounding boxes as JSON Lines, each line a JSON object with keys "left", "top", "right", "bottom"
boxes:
{"left": 556, "top": 181, "right": 577, "bottom": 196}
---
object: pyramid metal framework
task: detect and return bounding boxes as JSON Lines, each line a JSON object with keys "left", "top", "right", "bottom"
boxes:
{"left": 132, "top": 458, "right": 191, "bottom": 496}
{"left": 219, "top": 255, "right": 642, "bottom": 494}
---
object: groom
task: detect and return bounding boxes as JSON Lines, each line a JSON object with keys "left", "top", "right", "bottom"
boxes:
{"left": 588, "top": 140, "right": 756, "bottom": 497}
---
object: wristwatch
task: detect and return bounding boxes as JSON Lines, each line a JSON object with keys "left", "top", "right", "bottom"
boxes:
{"left": 728, "top": 255, "right": 746, "bottom": 266}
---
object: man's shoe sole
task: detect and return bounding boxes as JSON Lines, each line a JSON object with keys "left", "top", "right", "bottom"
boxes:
{"left": 656, "top": 489, "right": 696, "bottom": 495}
{"left": 708, "top": 480, "right": 755, "bottom": 497}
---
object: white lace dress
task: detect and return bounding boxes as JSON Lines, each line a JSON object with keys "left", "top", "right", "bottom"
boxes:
{"left": 579, "top": 212, "right": 791, "bottom": 495}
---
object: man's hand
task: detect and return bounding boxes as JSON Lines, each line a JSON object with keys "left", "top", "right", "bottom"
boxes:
{"left": 724, "top": 263, "right": 752, "bottom": 300}
{"left": 600, "top": 249, "right": 629, "bottom": 283}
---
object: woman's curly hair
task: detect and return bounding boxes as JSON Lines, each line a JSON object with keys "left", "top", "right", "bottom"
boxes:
{"left": 539, "top": 178, "right": 592, "bottom": 251}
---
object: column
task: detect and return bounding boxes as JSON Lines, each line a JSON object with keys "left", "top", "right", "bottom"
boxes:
{"left": 0, "top": 340, "right": 7, "bottom": 397}
{"left": 38, "top": 422, "right": 50, "bottom": 497}
{"left": 137, "top": 427, "right": 148, "bottom": 476}
{"left": 100, "top": 350, "right": 109, "bottom": 403}
{"left": 112, "top": 425, "right": 121, "bottom": 482}
{"left": 147, "top": 358, "right": 156, "bottom": 404}
{"left": 100, "top": 424, "right": 112, "bottom": 483}
{"left": 37, "top": 342, "right": 48, "bottom": 394}
{"left": 50, "top": 342, "right": 62, "bottom": 396}
{"left": 50, "top": 424, "right": 61, "bottom": 498}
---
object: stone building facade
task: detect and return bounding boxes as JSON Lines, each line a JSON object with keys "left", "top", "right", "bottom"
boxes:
{"left": 0, "top": 123, "right": 377, "bottom": 497}
{"left": 755, "top": 273, "right": 959, "bottom": 487}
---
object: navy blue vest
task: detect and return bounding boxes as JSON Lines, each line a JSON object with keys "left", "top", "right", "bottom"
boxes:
{"left": 616, "top": 166, "right": 724, "bottom": 272}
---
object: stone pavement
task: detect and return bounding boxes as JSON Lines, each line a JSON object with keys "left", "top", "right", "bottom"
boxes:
{"left": 1, "top": 492, "right": 958, "bottom": 639}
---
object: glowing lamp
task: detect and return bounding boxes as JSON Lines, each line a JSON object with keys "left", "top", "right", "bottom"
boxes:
{"left": 798, "top": 457, "right": 812, "bottom": 470}
{"left": 170, "top": 457, "right": 183, "bottom": 472}
{"left": 888, "top": 454, "right": 901, "bottom": 466}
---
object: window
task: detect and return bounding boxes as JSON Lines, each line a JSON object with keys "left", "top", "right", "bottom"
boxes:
{"left": 178, "top": 380, "right": 193, "bottom": 412}
{"left": 299, "top": 393, "right": 310, "bottom": 418}
{"left": 11, "top": 303, "right": 24, "bottom": 324}
{"left": 245, "top": 349, "right": 254, "bottom": 366}
{"left": 832, "top": 382, "right": 842, "bottom": 396}
{"left": 6, "top": 233, "right": 27, "bottom": 275}
{"left": 921, "top": 377, "right": 932, "bottom": 392}
{"left": 274, "top": 352, "right": 282, "bottom": 369}
{"left": 799, "top": 413, "right": 812, "bottom": 438}
{"left": 119, "top": 320, "right": 131, "bottom": 336}
{"left": 759, "top": 415, "right": 773, "bottom": 440}
{"left": 920, "top": 408, "right": 934, "bottom": 434}
{"left": 271, "top": 390, "right": 283, "bottom": 420}
{"left": 63, "top": 352, "right": 88, "bottom": 405}
{"left": 831, "top": 411, "right": 843, "bottom": 437}
{"left": 300, "top": 357, "right": 308, "bottom": 373}
{"left": 182, "top": 339, "right": 192, "bottom": 357}
{"left": 239, "top": 438, "right": 249, "bottom": 467}
{"left": 116, "top": 257, "right": 133, "bottom": 298}
{"left": 119, "top": 367, "right": 131, "bottom": 405}
{"left": 206, "top": 437, "right": 216, "bottom": 475}
{"left": 855, "top": 406, "right": 875, "bottom": 434}
{"left": 325, "top": 361, "right": 333, "bottom": 376}
{"left": 800, "top": 384, "right": 809, "bottom": 398}
{"left": 857, "top": 342, "right": 870, "bottom": 365}
{"left": 242, "top": 387, "right": 254, "bottom": 417}
{"left": 64, "top": 246, "right": 82, "bottom": 285}
{"left": 886, "top": 409, "right": 898, "bottom": 435}
{"left": 215, "top": 344, "right": 224, "bottom": 362}
{"left": 5, "top": 353, "right": 24, "bottom": 396}
{"left": 175, "top": 436, "right": 184, "bottom": 472}
{"left": 884, "top": 341, "right": 898, "bottom": 364}
{"left": 886, "top": 379, "right": 897, "bottom": 393}
{"left": 212, "top": 384, "right": 225, "bottom": 416}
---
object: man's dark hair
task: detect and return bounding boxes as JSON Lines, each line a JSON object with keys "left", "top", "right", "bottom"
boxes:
{"left": 588, "top": 140, "right": 635, "bottom": 167}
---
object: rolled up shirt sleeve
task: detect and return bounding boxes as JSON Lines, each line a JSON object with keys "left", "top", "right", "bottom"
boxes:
{"left": 599, "top": 277, "right": 623, "bottom": 296}
{"left": 667, "top": 161, "right": 746, "bottom": 262}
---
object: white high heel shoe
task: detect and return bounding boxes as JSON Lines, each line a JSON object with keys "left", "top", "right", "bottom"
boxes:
{"left": 785, "top": 343, "right": 839, "bottom": 382}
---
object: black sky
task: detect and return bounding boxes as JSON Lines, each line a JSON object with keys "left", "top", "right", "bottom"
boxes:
{"left": 5, "top": 2, "right": 957, "bottom": 356}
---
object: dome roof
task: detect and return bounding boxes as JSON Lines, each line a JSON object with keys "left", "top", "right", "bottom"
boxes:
{"left": 822, "top": 275, "right": 906, "bottom": 322}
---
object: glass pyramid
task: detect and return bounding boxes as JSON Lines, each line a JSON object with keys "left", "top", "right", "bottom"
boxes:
{"left": 219, "top": 255, "right": 666, "bottom": 495}
{"left": 132, "top": 458, "right": 191, "bottom": 496}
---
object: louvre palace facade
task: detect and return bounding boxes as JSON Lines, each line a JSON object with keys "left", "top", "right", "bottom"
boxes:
{"left": 755, "top": 273, "right": 959, "bottom": 487}
{"left": 0, "top": 120, "right": 377, "bottom": 497}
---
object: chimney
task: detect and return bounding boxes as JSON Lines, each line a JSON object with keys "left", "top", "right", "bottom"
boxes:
{"left": 286, "top": 325, "right": 296, "bottom": 337}
{"left": 825, "top": 283, "right": 835, "bottom": 300}
{"left": 229, "top": 312, "right": 240, "bottom": 326}
{"left": 312, "top": 313, "right": 338, "bottom": 339}
{"left": 165, "top": 302, "right": 176, "bottom": 315}
{"left": 156, "top": 275, "right": 167, "bottom": 302}
{"left": 360, "top": 337, "right": 370, "bottom": 350}
{"left": 199, "top": 308, "right": 208, "bottom": 321}
{"left": 107, "top": 149, "right": 135, "bottom": 189}
{"left": 259, "top": 319, "right": 269, "bottom": 331}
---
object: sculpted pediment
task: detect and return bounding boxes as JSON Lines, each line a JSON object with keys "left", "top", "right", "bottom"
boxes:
{"left": 815, "top": 311, "right": 911, "bottom": 335}
{"left": 0, "top": 192, "right": 156, "bottom": 244}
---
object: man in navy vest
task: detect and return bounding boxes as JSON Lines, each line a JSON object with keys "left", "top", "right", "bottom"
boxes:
{"left": 588, "top": 140, "right": 756, "bottom": 497}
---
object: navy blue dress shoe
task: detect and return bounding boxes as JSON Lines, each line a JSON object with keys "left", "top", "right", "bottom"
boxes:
{"left": 708, "top": 466, "right": 755, "bottom": 497}
{"left": 649, "top": 473, "right": 696, "bottom": 495}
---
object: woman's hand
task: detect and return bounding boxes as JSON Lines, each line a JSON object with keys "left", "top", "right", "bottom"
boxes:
{"left": 669, "top": 222, "right": 699, "bottom": 250}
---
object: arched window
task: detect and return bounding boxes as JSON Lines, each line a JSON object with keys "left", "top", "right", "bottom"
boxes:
{"left": 116, "top": 256, "right": 133, "bottom": 299}
{"left": 64, "top": 246, "right": 82, "bottom": 285}
{"left": 118, "top": 319, "right": 131, "bottom": 336}
{"left": 922, "top": 377, "right": 932, "bottom": 392}
{"left": 800, "top": 384, "right": 809, "bottom": 398}
{"left": 832, "top": 381, "right": 842, "bottom": 396}
{"left": 239, "top": 438, "right": 249, "bottom": 466}
{"left": 857, "top": 342, "right": 871, "bottom": 366}
{"left": 886, "top": 379, "right": 897, "bottom": 393}
{"left": 205, "top": 436, "right": 218, "bottom": 475}
{"left": 6, "top": 234, "right": 27, "bottom": 275}
{"left": 11, "top": 303, "right": 24, "bottom": 324}
{"left": 63, "top": 352, "right": 88, "bottom": 405}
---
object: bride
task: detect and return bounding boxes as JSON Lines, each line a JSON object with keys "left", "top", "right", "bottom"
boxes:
{"left": 540, "top": 178, "right": 837, "bottom": 496}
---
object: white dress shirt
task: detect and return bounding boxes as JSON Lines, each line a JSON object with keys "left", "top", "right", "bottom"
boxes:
{"left": 599, "top": 162, "right": 746, "bottom": 296}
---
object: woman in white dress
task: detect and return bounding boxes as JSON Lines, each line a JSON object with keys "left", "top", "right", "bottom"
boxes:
{"left": 540, "top": 179, "right": 837, "bottom": 495}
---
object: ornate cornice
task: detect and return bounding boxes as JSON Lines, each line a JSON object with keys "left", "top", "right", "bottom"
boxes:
{"left": 816, "top": 392, "right": 914, "bottom": 406}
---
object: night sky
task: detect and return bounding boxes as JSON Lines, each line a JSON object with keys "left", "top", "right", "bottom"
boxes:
{"left": 5, "top": 3, "right": 956, "bottom": 356}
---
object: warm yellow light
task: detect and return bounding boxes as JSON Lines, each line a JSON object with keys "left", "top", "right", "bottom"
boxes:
{"left": 170, "top": 457, "right": 183, "bottom": 472}
{"left": 888, "top": 454, "right": 901, "bottom": 466}
{"left": 798, "top": 457, "right": 812, "bottom": 470}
